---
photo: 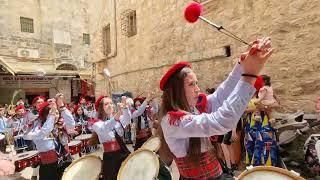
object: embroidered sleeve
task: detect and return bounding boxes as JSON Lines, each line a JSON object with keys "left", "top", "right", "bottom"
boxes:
{"left": 26, "top": 115, "right": 55, "bottom": 140}
{"left": 119, "top": 108, "right": 131, "bottom": 127}
{"left": 162, "top": 80, "right": 255, "bottom": 138}
{"left": 92, "top": 118, "right": 117, "bottom": 134}
{"left": 132, "top": 100, "right": 148, "bottom": 119}
{"left": 61, "top": 109, "right": 75, "bottom": 130}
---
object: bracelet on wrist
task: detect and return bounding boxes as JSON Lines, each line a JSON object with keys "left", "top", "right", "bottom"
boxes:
{"left": 241, "top": 73, "right": 258, "bottom": 78}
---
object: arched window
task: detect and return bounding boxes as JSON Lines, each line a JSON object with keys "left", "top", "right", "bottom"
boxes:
{"left": 56, "top": 64, "right": 77, "bottom": 71}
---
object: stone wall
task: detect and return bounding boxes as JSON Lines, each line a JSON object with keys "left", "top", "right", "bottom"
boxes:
{"left": 0, "top": 0, "right": 91, "bottom": 70}
{"left": 94, "top": 0, "right": 319, "bottom": 113}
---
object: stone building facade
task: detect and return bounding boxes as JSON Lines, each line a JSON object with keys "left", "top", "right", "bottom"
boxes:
{"left": 91, "top": 0, "right": 320, "bottom": 113}
{"left": 0, "top": 0, "right": 94, "bottom": 104}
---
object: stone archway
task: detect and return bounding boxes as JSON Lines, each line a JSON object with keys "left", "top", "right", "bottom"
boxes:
{"left": 56, "top": 63, "right": 77, "bottom": 71}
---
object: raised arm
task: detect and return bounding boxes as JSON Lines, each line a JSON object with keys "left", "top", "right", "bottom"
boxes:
{"left": 25, "top": 115, "right": 55, "bottom": 140}
{"left": 61, "top": 108, "right": 75, "bottom": 130}
{"left": 162, "top": 80, "right": 255, "bottom": 138}
{"left": 206, "top": 63, "right": 242, "bottom": 112}
{"left": 131, "top": 100, "right": 148, "bottom": 119}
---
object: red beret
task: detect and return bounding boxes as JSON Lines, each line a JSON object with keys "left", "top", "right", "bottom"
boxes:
{"left": 38, "top": 102, "right": 49, "bottom": 120}
{"left": 74, "top": 105, "right": 79, "bottom": 113}
{"left": 254, "top": 75, "right": 265, "bottom": 92}
{"left": 15, "top": 105, "right": 25, "bottom": 112}
{"left": 133, "top": 97, "right": 146, "bottom": 104}
{"left": 32, "top": 96, "right": 46, "bottom": 105}
{"left": 160, "top": 61, "right": 192, "bottom": 91}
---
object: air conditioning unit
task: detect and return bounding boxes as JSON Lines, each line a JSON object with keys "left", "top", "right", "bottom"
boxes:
{"left": 17, "top": 48, "right": 39, "bottom": 58}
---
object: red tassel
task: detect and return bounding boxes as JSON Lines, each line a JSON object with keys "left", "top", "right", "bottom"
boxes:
{"left": 168, "top": 111, "right": 187, "bottom": 125}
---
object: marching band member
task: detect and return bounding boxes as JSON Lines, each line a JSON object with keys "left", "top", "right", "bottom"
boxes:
{"left": 53, "top": 94, "right": 76, "bottom": 153}
{"left": 131, "top": 93, "right": 158, "bottom": 150}
{"left": 24, "top": 101, "right": 59, "bottom": 180}
{"left": 91, "top": 96, "right": 131, "bottom": 180}
{"left": 74, "top": 105, "right": 90, "bottom": 133}
{"left": 12, "top": 105, "right": 27, "bottom": 150}
{"left": 25, "top": 96, "right": 46, "bottom": 125}
{"left": 159, "top": 38, "right": 273, "bottom": 179}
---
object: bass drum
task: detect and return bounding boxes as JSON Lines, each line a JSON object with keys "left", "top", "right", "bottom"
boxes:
{"left": 62, "top": 155, "right": 102, "bottom": 180}
{"left": 118, "top": 149, "right": 172, "bottom": 180}
{"left": 238, "top": 166, "right": 305, "bottom": 180}
{"left": 141, "top": 136, "right": 161, "bottom": 152}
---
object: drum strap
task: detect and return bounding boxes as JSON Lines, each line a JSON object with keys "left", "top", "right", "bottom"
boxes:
{"left": 113, "top": 124, "right": 130, "bottom": 156}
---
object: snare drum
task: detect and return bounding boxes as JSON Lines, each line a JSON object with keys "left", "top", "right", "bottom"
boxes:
{"left": 237, "top": 166, "right": 305, "bottom": 180}
{"left": 68, "top": 140, "right": 82, "bottom": 156}
{"left": 75, "top": 134, "right": 96, "bottom": 154}
{"left": 141, "top": 136, "right": 161, "bottom": 152}
{"left": 14, "top": 150, "right": 40, "bottom": 172}
{"left": 75, "top": 134, "right": 92, "bottom": 146}
{"left": 62, "top": 155, "right": 102, "bottom": 180}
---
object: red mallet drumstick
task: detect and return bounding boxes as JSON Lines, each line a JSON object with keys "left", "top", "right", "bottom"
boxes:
{"left": 184, "top": 2, "right": 253, "bottom": 47}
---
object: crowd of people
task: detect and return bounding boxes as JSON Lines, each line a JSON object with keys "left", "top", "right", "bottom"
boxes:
{"left": 0, "top": 37, "right": 318, "bottom": 179}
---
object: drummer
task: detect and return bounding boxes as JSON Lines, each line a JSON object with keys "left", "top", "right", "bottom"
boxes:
{"left": 159, "top": 38, "right": 273, "bottom": 179}
{"left": 24, "top": 100, "right": 60, "bottom": 180}
{"left": 52, "top": 94, "right": 76, "bottom": 157}
{"left": 91, "top": 96, "right": 131, "bottom": 180}
{"left": 132, "top": 93, "right": 158, "bottom": 150}
{"left": 12, "top": 105, "right": 28, "bottom": 150}
{"left": 12, "top": 105, "right": 26, "bottom": 133}
{"left": 74, "top": 105, "right": 90, "bottom": 133}
{"left": 24, "top": 96, "right": 46, "bottom": 153}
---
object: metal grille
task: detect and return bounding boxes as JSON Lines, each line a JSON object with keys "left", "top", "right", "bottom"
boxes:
{"left": 20, "top": 17, "right": 34, "bottom": 33}
{"left": 83, "top": 33, "right": 90, "bottom": 45}
{"left": 102, "top": 25, "right": 111, "bottom": 56}
{"left": 121, "top": 9, "right": 137, "bottom": 37}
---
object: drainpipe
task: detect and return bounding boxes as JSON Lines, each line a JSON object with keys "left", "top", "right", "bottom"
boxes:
{"left": 107, "top": 0, "right": 117, "bottom": 59}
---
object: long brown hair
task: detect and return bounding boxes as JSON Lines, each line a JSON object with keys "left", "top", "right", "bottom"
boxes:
{"left": 97, "top": 96, "right": 111, "bottom": 120}
{"left": 40, "top": 106, "right": 50, "bottom": 125}
{"left": 159, "top": 67, "right": 201, "bottom": 166}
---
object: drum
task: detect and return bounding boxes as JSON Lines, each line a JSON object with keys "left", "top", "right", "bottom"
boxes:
{"left": 68, "top": 140, "right": 82, "bottom": 156}
{"left": 75, "top": 134, "right": 92, "bottom": 146}
{"left": 14, "top": 150, "right": 40, "bottom": 172}
{"left": 141, "top": 136, "right": 161, "bottom": 152}
{"left": 75, "top": 134, "right": 96, "bottom": 154}
{"left": 237, "top": 166, "right": 305, "bottom": 180}
{"left": 62, "top": 155, "right": 102, "bottom": 180}
{"left": 118, "top": 149, "right": 159, "bottom": 180}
